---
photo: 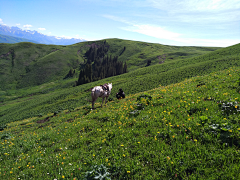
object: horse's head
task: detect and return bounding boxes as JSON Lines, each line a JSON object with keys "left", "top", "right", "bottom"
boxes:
{"left": 108, "top": 83, "right": 112, "bottom": 91}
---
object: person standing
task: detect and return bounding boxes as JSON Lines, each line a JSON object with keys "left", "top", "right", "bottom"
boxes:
{"left": 116, "top": 88, "right": 125, "bottom": 99}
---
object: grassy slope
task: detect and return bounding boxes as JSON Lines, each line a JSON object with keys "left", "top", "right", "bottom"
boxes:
{"left": 0, "top": 43, "right": 80, "bottom": 90}
{"left": 0, "top": 43, "right": 239, "bottom": 124}
{"left": 0, "top": 34, "right": 38, "bottom": 44}
{"left": 0, "top": 39, "right": 220, "bottom": 90}
{"left": 106, "top": 38, "right": 220, "bottom": 71}
{"left": 0, "top": 67, "right": 239, "bottom": 179}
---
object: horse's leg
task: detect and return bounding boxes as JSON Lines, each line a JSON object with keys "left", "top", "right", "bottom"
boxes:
{"left": 92, "top": 98, "right": 97, "bottom": 109}
{"left": 105, "top": 96, "right": 109, "bottom": 105}
{"left": 101, "top": 97, "right": 105, "bottom": 107}
{"left": 92, "top": 99, "right": 95, "bottom": 109}
{"left": 92, "top": 96, "right": 96, "bottom": 109}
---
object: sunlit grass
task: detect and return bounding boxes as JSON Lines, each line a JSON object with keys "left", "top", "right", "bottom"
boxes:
{"left": 1, "top": 43, "right": 240, "bottom": 125}
{"left": 1, "top": 67, "right": 240, "bottom": 179}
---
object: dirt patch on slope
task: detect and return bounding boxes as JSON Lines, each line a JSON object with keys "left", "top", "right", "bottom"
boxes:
{"left": 36, "top": 117, "right": 50, "bottom": 124}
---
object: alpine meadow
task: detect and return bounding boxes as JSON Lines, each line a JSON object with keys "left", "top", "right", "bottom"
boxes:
{"left": 0, "top": 39, "right": 240, "bottom": 179}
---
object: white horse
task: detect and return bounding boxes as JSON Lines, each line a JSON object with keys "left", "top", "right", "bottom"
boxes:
{"left": 91, "top": 83, "right": 112, "bottom": 109}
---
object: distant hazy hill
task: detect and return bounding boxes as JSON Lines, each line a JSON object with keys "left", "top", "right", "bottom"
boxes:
{"left": 0, "top": 25, "right": 85, "bottom": 45}
{"left": 0, "top": 34, "right": 39, "bottom": 44}
{"left": 0, "top": 38, "right": 221, "bottom": 90}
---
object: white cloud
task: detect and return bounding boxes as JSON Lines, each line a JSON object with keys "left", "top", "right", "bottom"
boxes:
{"left": 147, "top": 0, "right": 240, "bottom": 23}
{"left": 122, "top": 24, "right": 180, "bottom": 40}
{"left": 121, "top": 23, "right": 239, "bottom": 47}
{"left": 172, "top": 37, "right": 240, "bottom": 47}
{"left": 0, "top": 18, "right": 3, "bottom": 24}
{"left": 16, "top": 23, "right": 20, "bottom": 26}
{"left": 104, "top": 15, "right": 182, "bottom": 40}
{"left": 148, "top": 0, "right": 240, "bottom": 13}
{"left": 104, "top": 14, "right": 182, "bottom": 40}
{"left": 57, "top": 35, "right": 73, "bottom": 39}
{"left": 102, "top": 14, "right": 132, "bottom": 25}
{"left": 23, "top": 24, "right": 32, "bottom": 29}
{"left": 75, "top": 34, "right": 85, "bottom": 40}
{"left": 103, "top": 15, "right": 181, "bottom": 40}
{"left": 38, "top": 28, "right": 46, "bottom": 31}
{"left": 103, "top": 0, "right": 240, "bottom": 47}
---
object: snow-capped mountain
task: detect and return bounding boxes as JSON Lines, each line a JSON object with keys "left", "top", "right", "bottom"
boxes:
{"left": 0, "top": 25, "right": 86, "bottom": 45}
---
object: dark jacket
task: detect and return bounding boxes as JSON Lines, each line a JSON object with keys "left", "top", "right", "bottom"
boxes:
{"left": 116, "top": 89, "right": 125, "bottom": 99}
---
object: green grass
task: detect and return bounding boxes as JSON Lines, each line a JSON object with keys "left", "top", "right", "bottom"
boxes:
{"left": 0, "top": 38, "right": 221, "bottom": 90}
{"left": 105, "top": 38, "right": 221, "bottom": 71}
{"left": 0, "top": 67, "right": 240, "bottom": 179}
{"left": 0, "top": 43, "right": 239, "bottom": 124}
{"left": 1, "top": 38, "right": 239, "bottom": 179}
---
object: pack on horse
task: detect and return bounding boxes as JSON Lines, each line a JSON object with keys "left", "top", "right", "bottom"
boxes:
{"left": 91, "top": 83, "right": 112, "bottom": 109}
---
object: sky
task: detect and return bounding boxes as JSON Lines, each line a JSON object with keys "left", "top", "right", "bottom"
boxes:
{"left": 0, "top": 0, "right": 239, "bottom": 47}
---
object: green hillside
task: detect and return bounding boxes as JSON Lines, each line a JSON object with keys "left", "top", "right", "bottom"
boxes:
{"left": 104, "top": 39, "right": 221, "bottom": 71}
{"left": 0, "top": 67, "right": 239, "bottom": 179}
{"left": 0, "top": 42, "right": 239, "bottom": 124}
{"left": 0, "top": 39, "right": 220, "bottom": 90}
{"left": 0, "top": 34, "right": 38, "bottom": 44}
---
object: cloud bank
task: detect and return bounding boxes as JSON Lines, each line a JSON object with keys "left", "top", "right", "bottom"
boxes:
{"left": 103, "top": 0, "right": 240, "bottom": 46}
{"left": 38, "top": 28, "right": 46, "bottom": 31}
{"left": 23, "top": 24, "right": 32, "bottom": 29}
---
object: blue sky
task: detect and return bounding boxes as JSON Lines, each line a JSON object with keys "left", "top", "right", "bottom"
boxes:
{"left": 0, "top": 0, "right": 239, "bottom": 47}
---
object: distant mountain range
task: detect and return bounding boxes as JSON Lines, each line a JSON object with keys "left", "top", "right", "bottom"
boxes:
{"left": 0, "top": 34, "right": 39, "bottom": 44}
{"left": 0, "top": 24, "right": 86, "bottom": 45}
